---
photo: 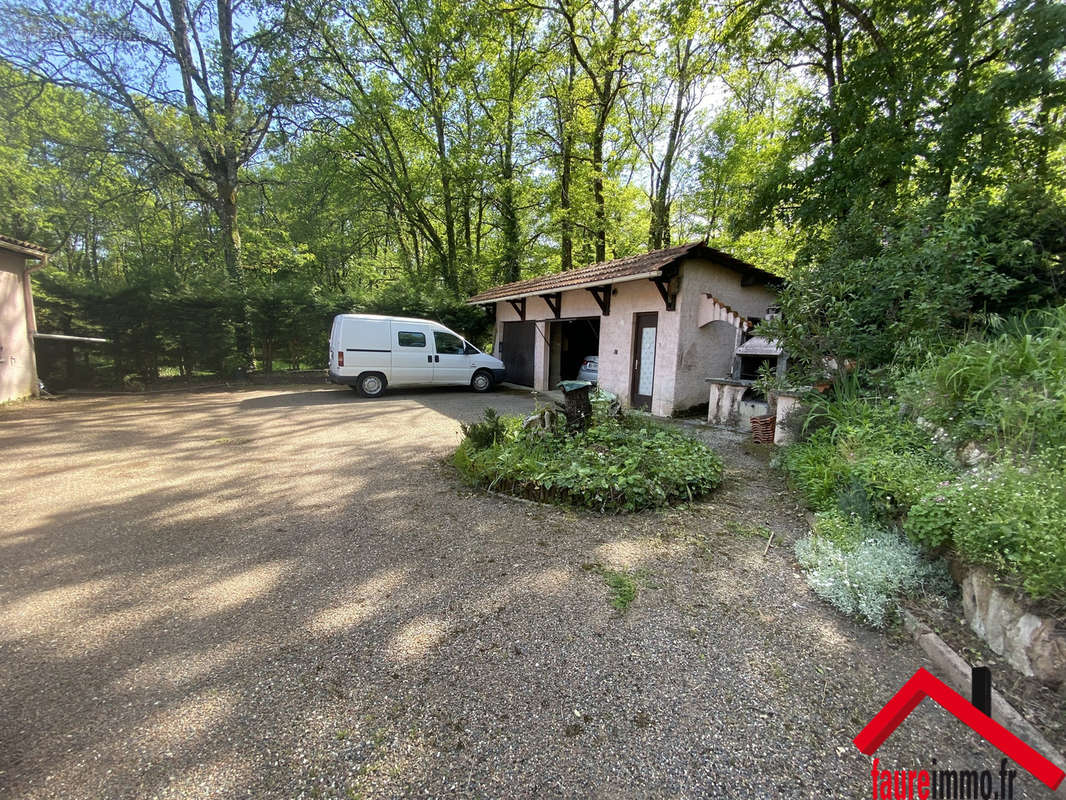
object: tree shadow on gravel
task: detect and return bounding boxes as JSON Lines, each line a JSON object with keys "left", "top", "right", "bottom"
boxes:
{"left": 0, "top": 387, "right": 1056, "bottom": 800}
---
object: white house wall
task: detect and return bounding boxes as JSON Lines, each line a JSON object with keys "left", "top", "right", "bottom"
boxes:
{"left": 490, "top": 256, "right": 777, "bottom": 417}
{"left": 494, "top": 279, "right": 681, "bottom": 414}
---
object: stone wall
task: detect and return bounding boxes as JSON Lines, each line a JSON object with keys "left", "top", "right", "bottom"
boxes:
{"left": 956, "top": 565, "right": 1066, "bottom": 689}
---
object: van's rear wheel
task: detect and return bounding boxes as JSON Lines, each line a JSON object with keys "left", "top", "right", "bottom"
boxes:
{"left": 357, "top": 372, "right": 386, "bottom": 398}
{"left": 471, "top": 369, "right": 494, "bottom": 393}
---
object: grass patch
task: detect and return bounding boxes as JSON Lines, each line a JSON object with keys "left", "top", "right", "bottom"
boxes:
{"left": 899, "top": 305, "right": 1066, "bottom": 455}
{"left": 581, "top": 562, "right": 648, "bottom": 611}
{"left": 725, "top": 520, "right": 774, "bottom": 540}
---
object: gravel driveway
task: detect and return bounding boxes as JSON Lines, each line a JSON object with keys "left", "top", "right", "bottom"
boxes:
{"left": 0, "top": 385, "right": 1056, "bottom": 799}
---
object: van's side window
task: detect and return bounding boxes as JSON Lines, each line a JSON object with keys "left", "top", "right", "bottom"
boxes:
{"left": 434, "top": 331, "right": 465, "bottom": 355}
{"left": 397, "top": 331, "right": 426, "bottom": 347}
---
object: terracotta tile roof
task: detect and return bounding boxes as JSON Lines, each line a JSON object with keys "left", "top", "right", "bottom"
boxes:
{"left": 467, "top": 241, "right": 776, "bottom": 303}
{"left": 0, "top": 234, "right": 49, "bottom": 258}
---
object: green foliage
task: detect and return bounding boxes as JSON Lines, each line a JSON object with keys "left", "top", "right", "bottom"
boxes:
{"left": 905, "top": 456, "right": 1066, "bottom": 599}
{"left": 779, "top": 394, "right": 950, "bottom": 520}
{"left": 602, "top": 569, "right": 639, "bottom": 611}
{"left": 765, "top": 191, "right": 1066, "bottom": 376}
{"left": 460, "top": 408, "right": 508, "bottom": 450}
{"left": 583, "top": 563, "right": 646, "bottom": 611}
{"left": 786, "top": 310, "right": 1066, "bottom": 603}
{"left": 362, "top": 283, "right": 493, "bottom": 350}
{"left": 31, "top": 270, "right": 354, "bottom": 386}
{"left": 724, "top": 520, "right": 774, "bottom": 540}
{"left": 454, "top": 415, "right": 723, "bottom": 512}
{"left": 900, "top": 305, "right": 1066, "bottom": 454}
{"left": 795, "top": 528, "right": 952, "bottom": 628}
{"left": 811, "top": 510, "right": 867, "bottom": 550}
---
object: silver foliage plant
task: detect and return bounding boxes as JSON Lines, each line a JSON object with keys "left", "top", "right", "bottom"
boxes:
{"left": 795, "top": 528, "right": 952, "bottom": 628}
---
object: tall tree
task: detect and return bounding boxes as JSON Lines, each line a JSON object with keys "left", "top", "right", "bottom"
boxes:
{"left": 1, "top": 0, "right": 298, "bottom": 364}
{"left": 544, "top": 0, "right": 645, "bottom": 263}
{"left": 474, "top": 4, "right": 539, "bottom": 282}
{"left": 629, "top": 0, "right": 724, "bottom": 249}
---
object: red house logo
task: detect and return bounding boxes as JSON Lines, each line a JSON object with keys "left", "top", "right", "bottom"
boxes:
{"left": 853, "top": 667, "right": 1064, "bottom": 791}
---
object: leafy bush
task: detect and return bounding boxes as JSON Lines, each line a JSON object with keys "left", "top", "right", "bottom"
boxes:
{"left": 795, "top": 528, "right": 952, "bottom": 628}
{"left": 779, "top": 394, "right": 950, "bottom": 521}
{"left": 905, "top": 455, "right": 1066, "bottom": 599}
{"left": 811, "top": 509, "right": 867, "bottom": 550}
{"left": 460, "top": 408, "right": 509, "bottom": 450}
{"left": 900, "top": 305, "right": 1066, "bottom": 455}
{"left": 454, "top": 415, "right": 723, "bottom": 512}
{"left": 764, "top": 190, "right": 1066, "bottom": 378}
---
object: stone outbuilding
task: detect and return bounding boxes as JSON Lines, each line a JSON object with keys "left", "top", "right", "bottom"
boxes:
{"left": 468, "top": 241, "right": 780, "bottom": 417}
{"left": 0, "top": 234, "right": 48, "bottom": 403}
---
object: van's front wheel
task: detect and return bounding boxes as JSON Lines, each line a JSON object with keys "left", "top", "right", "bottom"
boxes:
{"left": 357, "top": 372, "right": 387, "bottom": 398}
{"left": 470, "top": 369, "right": 494, "bottom": 393}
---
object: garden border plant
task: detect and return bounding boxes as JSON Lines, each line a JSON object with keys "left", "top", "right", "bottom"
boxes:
{"left": 778, "top": 307, "right": 1066, "bottom": 627}
{"left": 453, "top": 399, "right": 724, "bottom": 513}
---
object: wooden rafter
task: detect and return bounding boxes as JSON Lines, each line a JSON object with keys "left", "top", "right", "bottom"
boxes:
{"left": 585, "top": 285, "right": 611, "bottom": 316}
{"left": 650, "top": 271, "right": 678, "bottom": 311}
{"left": 542, "top": 292, "right": 562, "bottom": 319}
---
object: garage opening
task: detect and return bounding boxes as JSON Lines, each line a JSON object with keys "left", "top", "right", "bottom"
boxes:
{"left": 500, "top": 320, "right": 536, "bottom": 386}
{"left": 549, "top": 317, "right": 600, "bottom": 386}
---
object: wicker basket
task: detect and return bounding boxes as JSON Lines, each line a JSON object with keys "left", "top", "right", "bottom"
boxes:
{"left": 750, "top": 414, "right": 777, "bottom": 444}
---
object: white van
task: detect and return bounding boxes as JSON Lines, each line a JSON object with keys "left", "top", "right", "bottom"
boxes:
{"left": 328, "top": 314, "right": 507, "bottom": 397}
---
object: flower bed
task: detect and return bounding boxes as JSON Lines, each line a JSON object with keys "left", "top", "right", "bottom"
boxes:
{"left": 454, "top": 408, "right": 724, "bottom": 512}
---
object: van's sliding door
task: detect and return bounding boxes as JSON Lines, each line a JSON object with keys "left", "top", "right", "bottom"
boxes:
{"left": 390, "top": 323, "right": 434, "bottom": 385}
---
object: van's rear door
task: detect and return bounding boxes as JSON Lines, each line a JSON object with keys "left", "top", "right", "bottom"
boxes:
{"left": 389, "top": 321, "right": 434, "bottom": 385}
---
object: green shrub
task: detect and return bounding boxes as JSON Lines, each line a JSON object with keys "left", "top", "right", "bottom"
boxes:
{"left": 454, "top": 415, "right": 724, "bottom": 512}
{"left": 460, "top": 408, "right": 508, "bottom": 450}
{"left": 900, "top": 304, "right": 1066, "bottom": 455}
{"left": 779, "top": 396, "right": 950, "bottom": 521}
{"left": 811, "top": 509, "right": 867, "bottom": 550}
{"left": 795, "top": 528, "right": 952, "bottom": 627}
{"left": 784, "top": 307, "right": 1066, "bottom": 606}
{"left": 778, "top": 436, "right": 846, "bottom": 511}
{"left": 905, "top": 456, "right": 1066, "bottom": 599}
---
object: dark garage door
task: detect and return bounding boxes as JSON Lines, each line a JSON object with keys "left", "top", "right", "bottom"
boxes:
{"left": 501, "top": 321, "right": 535, "bottom": 387}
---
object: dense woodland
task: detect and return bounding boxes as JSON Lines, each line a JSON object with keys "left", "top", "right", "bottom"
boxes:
{"left": 0, "top": 0, "right": 1063, "bottom": 384}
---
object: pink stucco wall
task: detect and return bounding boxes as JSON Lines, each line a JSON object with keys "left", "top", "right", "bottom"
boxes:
{"left": 0, "top": 251, "right": 35, "bottom": 403}
{"left": 671, "top": 258, "right": 779, "bottom": 411}
{"left": 493, "top": 278, "right": 681, "bottom": 414}
{"left": 489, "top": 257, "right": 778, "bottom": 416}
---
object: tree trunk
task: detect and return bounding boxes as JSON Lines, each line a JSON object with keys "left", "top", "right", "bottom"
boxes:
{"left": 559, "top": 49, "right": 576, "bottom": 271}
{"left": 649, "top": 63, "right": 688, "bottom": 249}
{"left": 591, "top": 118, "right": 607, "bottom": 263}
{"left": 217, "top": 182, "right": 253, "bottom": 370}
{"left": 433, "top": 109, "right": 458, "bottom": 290}
{"left": 500, "top": 105, "right": 521, "bottom": 282}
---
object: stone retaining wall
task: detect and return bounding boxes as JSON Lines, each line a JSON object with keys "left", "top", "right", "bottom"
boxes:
{"left": 955, "top": 565, "right": 1066, "bottom": 690}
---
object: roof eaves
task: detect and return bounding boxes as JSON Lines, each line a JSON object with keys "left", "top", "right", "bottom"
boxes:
{"left": 468, "top": 268, "right": 665, "bottom": 304}
{"left": 0, "top": 234, "right": 49, "bottom": 259}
